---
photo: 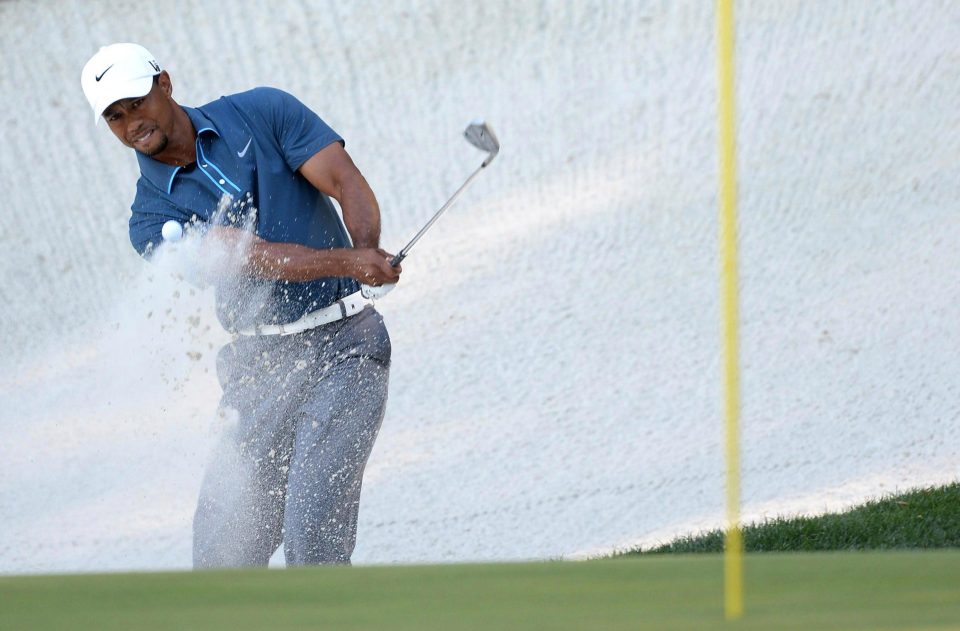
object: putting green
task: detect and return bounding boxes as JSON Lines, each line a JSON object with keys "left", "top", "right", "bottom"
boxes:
{"left": 2, "top": 551, "right": 958, "bottom": 630}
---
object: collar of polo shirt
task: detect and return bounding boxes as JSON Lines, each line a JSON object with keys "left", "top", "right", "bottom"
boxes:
{"left": 136, "top": 106, "right": 221, "bottom": 195}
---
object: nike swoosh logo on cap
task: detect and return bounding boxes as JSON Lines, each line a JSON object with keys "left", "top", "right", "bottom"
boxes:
{"left": 237, "top": 138, "right": 252, "bottom": 158}
{"left": 95, "top": 64, "right": 114, "bottom": 82}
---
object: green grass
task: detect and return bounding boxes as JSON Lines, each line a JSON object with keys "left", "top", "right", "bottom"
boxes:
{"left": 629, "top": 483, "right": 960, "bottom": 555}
{"left": 2, "top": 552, "right": 960, "bottom": 630}
{"left": 4, "top": 484, "right": 958, "bottom": 629}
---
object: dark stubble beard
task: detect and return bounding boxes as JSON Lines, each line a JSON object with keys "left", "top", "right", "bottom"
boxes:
{"left": 137, "top": 131, "right": 170, "bottom": 157}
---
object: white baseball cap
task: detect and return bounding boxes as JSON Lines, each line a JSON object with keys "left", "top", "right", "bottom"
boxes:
{"left": 81, "top": 43, "right": 162, "bottom": 125}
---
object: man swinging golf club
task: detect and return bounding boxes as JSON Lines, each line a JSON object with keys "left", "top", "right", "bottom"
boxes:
{"left": 82, "top": 42, "right": 498, "bottom": 569}
{"left": 82, "top": 43, "right": 399, "bottom": 567}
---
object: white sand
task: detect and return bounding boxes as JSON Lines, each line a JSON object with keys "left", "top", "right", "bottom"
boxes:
{"left": 0, "top": 1, "right": 958, "bottom": 573}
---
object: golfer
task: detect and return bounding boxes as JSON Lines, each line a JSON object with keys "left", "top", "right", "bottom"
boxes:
{"left": 81, "top": 43, "right": 399, "bottom": 567}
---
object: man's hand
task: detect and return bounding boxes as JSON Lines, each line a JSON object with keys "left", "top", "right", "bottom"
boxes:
{"left": 345, "top": 248, "right": 402, "bottom": 286}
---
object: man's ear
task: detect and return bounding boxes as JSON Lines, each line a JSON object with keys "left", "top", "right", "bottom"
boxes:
{"left": 157, "top": 70, "right": 173, "bottom": 98}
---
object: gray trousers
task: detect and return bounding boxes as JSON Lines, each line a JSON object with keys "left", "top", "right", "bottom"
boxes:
{"left": 193, "top": 306, "right": 390, "bottom": 568}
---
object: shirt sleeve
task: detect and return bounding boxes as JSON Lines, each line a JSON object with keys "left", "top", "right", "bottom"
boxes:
{"left": 129, "top": 179, "right": 198, "bottom": 256}
{"left": 248, "top": 87, "right": 344, "bottom": 171}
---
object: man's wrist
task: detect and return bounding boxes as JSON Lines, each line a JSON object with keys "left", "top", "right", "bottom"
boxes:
{"left": 324, "top": 247, "right": 354, "bottom": 278}
{"left": 350, "top": 234, "right": 379, "bottom": 249}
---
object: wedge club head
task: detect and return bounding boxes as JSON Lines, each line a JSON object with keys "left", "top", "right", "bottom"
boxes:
{"left": 464, "top": 120, "right": 500, "bottom": 167}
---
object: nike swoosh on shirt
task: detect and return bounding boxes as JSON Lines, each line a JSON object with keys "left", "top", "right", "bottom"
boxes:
{"left": 95, "top": 65, "right": 114, "bottom": 81}
{"left": 237, "top": 138, "right": 252, "bottom": 158}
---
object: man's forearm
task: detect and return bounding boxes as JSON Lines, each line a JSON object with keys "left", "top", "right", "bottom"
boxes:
{"left": 208, "top": 226, "right": 350, "bottom": 282}
{"left": 248, "top": 240, "right": 353, "bottom": 282}
{"left": 206, "top": 226, "right": 398, "bottom": 285}
{"left": 338, "top": 171, "right": 381, "bottom": 248}
{"left": 297, "top": 142, "right": 384, "bottom": 249}
{"left": 292, "top": 143, "right": 398, "bottom": 285}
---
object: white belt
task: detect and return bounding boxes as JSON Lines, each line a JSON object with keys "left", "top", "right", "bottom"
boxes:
{"left": 235, "top": 291, "right": 371, "bottom": 337}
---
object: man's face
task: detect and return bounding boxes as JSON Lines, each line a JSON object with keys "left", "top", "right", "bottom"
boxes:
{"left": 101, "top": 72, "right": 176, "bottom": 157}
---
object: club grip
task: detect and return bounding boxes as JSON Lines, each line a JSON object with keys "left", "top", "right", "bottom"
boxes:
{"left": 390, "top": 252, "right": 405, "bottom": 267}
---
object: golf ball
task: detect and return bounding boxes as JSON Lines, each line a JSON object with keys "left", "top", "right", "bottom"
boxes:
{"left": 162, "top": 220, "right": 183, "bottom": 242}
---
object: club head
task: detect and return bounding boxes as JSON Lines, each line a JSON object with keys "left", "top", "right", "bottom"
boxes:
{"left": 464, "top": 120, "right": 500, "bottom": 167}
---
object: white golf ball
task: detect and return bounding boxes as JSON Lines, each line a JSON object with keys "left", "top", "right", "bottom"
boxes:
{"left": 162, "top": 220, "right": 183, "bottom": 242}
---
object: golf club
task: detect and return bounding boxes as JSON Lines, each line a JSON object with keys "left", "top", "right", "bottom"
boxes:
{"left": 361, "top": 120, "right": 500, "bottom": 300}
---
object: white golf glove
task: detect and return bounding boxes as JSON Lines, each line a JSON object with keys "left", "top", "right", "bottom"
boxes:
{"left": 361, "top": 283, "right": 396, "bottom": 300}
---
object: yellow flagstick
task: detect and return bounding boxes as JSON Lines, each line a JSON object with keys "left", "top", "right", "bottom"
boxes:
{"left": 716, "top": 0, "right": 744, "bottom": 620}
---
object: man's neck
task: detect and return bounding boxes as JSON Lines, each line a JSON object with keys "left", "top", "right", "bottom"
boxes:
{"left": 152, "top": 104, "right": 197, "bottom": 167}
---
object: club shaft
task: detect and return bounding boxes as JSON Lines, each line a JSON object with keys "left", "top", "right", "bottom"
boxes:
{"left": 390, "top": 163, "right": 487, "bottom": 266}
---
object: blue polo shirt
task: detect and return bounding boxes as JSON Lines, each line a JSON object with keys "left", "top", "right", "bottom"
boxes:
{"left": 129, "top": 87, "right": 360, "bottom": 330}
